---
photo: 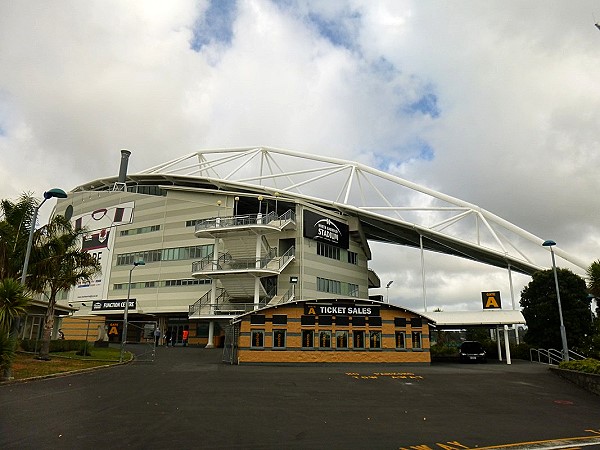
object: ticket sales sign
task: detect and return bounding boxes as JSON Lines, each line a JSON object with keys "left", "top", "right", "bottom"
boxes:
{"left": 304, "top": 303, "right": 379, "bottom": 317}
{"left": 92, "top": 299, "right": 136, "bottom": 311}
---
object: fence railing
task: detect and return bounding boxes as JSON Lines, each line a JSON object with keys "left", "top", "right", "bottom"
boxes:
{"left": 194, "top": 209, "right": 296, "bottom": 233}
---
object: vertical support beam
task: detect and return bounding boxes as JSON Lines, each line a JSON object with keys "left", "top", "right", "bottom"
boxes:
{"left": 420, "top": 235, "right": 427, "bottom": 312}
{"left": 504, "top": 325, "right": 512, "bottom": 365}
{"left": 507, "top": 263, "right": 519, "bottom": 344}
{"left": 206, "top": 321, "right": 215, "bottom": 348}
{"left": 496, "top": 326, "right": 503, "bottom": 362}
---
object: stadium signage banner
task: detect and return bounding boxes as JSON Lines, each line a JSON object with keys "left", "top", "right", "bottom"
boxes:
{"left": 304, "top": 303, "right": 379, "bottom": 317}
{"left": 92, "top": 299, "right": 136, "bottom": 311}
{"left": 303, "top": 210, "right": 349, "bottom": 249}
{"left": 481, "top": 291, "right": 501, "bottom": 309}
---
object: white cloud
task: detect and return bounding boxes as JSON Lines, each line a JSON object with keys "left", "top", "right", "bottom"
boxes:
{"left": 1, "top": 0, "right": 598, "bottom": 311}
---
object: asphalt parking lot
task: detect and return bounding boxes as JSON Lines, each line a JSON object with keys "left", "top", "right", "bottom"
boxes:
{"left": 2, "top": 346, "right": 600, "bottom": 449}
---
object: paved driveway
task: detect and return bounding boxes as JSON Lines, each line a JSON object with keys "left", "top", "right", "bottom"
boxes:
{"left": 2, "top": 347, "right": 600, "bottom": 449}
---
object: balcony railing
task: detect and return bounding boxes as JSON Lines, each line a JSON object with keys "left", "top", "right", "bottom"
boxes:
{"left": 194, "top": 209, "right": 296, "bottom": 233}
{"left": 192, "top": 247, "right": 294, "bottom": 274}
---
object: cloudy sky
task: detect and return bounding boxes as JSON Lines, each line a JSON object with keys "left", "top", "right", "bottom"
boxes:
{"left": 1, "top": 1, "right": 599, "bottom": 311}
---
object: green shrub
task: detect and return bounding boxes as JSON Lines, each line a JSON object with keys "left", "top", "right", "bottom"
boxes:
{"left": 20, "top": 339, "right": 91, "bottom": 353}
{"left": 559, "top": 358, "right": 600, "bottom": 374}
{"left": 430, "top": 343, "right": 458, "bottom": 357}
{"left": 75, "top": 342, "right": 92, "bottom": 357}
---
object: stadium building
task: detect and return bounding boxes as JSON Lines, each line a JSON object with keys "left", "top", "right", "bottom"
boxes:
{"left": 45, "top": 147, "right": 584, "bottom": 364}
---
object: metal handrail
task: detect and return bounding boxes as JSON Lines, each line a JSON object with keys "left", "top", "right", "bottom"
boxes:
{"left": 193, "top": 209, "right": 296, "bottom": 232}
{"left": 192, "top": 247, "right": 294, "bottom": 273}
{"left": 529, "top": 347, "right": 586, "bottom": 365}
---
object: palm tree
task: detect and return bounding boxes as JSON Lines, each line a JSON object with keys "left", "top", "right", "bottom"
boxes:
{"left": 28, "top": 215, "right": 101, "bottom": 360}
{"left": 0, "top": 278, "right": 31, "bottom": 380}
{"left": 0, "top": 194, "right": 36, "bottom": 280}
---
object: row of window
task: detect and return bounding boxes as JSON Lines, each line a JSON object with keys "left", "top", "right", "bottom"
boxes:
{"left": 316, "top": 242, "right": 358, "bottom": 265}
{"left": 116, "top": 244, "right": 213, "bottom": 266}
{"left": 316, "top": 277, "right": 359, "bottom": 297}
{"left": 120, "top": 224, "right": 161, "bottom": 236}
{"left": 113, "top": 278, "right": 212, "bottom": 290}
{"left": 250, "top": 330, "right": 423, "bottom": 350}
{"left": 250, "top": 314, "right": 423, "bottom": 328}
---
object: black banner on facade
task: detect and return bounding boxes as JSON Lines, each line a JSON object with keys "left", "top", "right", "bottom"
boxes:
{"left": 92, "top": 299, "right": 136, "bottom": 311}
{"left": 303, "top": 210, "right": 349, "bottom": 249}
{"left": 304, "top": 303, "right": 379, "bottom": 317}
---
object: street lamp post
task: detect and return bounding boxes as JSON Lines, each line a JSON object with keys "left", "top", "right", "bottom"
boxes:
{"left": 20, "top": 188, "right": 68, "bottom": 285}
{"left": 542, "top": 240, "right": 569, "bottom": 361}
{"left": 120, "top": 260, "right": 145, "bottom": 362}
{"left": 386, "top": 280, "right": 393, "bottom": 304}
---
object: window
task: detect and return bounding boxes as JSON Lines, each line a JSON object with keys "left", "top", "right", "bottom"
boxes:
{"left": 353, "top": 331, "right": 365, "bottom": 348}
{"left": 302, "top": 330, "right": 314, "bottom": 348}
{"left": 369, "top": 331, "right": 381, "bottom": 349}
{"left": 317, "top": 242, "right": 340, "bottom": 260}
{"left": 347, "top": 283, "right": 359, "bottom": 297}
{"left": 412, "top": 332, "right": 422, "bottom": 349}
{"left": 250, "top": 315, "right": 266, "bottom": 325}
{"left": 116, "top": 244, "right": 213, "bottom": 266}
{"left": 411, "top": 318, "right": 423, "bottom": 328}
{"left": 301, "top": 315, "right": 316, "bottom": 326}
{"left": 273, "top": 329, "right": 286, "bottom": 348}
{"left": 272, "top": 315, "right": 287, "bottom": 325}
{"left": 347, "top": 251, "right": 358, "bottom": 265}
{"left": 317, "top": 277, "right": 341, "bottom": 294}
{"left": 251, "top": 330, "right": 264, "bottom": 348}
{"left": 318, "top": 315, "right": 333, "bottom": 326}
{"left": 395, "top": 332, "right": 406, "bottom": 349}
{"left": 335, "top": 315, "right": 349, "bottom": 326}
{"left": 394, "top": 317, "right": 407, "bottom": 327}
{"left": 319, "top": 331, "right": 331, "bottom": 348}
{"left": 336, "top": 331, "right": 348, "bottom": 349}
{"left": 185, "top": 219, "right": 200, "bottom": 227}
{"left": 352, "top": 316, "right": 366, "bottom": 327}
{"left": 368, "top": 316, "right": 382, "bottom": 327}
{"left": 120, "top": 224, "right": 160, "bottom": 236}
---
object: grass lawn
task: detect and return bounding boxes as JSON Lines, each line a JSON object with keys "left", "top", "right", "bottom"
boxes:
{"left": 8, "top": 347, "right": 129, "bottom": 381}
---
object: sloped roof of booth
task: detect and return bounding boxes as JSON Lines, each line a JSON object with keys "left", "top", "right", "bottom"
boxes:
{"left": 70, "top": 146, "right": 588, "bottom": 276}
{"left": 421, "top": 310, "right": 526, "bottom": 328}
{"left": 230, "top": 298, "right": 433, "bottom": 324}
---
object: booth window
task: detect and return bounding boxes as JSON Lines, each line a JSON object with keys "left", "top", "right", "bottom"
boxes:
{"left": 302, "top": 330, "right": 314, "bottom": 348}
{"left": 411, "top": 318, "right": 422, "bottom": 328}
{"left": 353, "top": 331, "right": 365, "bottom": 348}
{"left": 369, "top": 331, "right": 382, "bottom": 349}
{"left": 319, "top": 315, "right": 333, "bottom": 326}
{"left": 335, "top": 315, "right": 349, "bottom": 326}
{"left": 272, "top": 315, "right": 288, "bottom": 325}
{"left": 273, "top": 329, "right": 286, "bottom": 348}
{"left": 301, "top": 315, "right": 316, "bottom": 326}
{"left": 319, "top": 331, "right": 331, "bottom": 348}
{"left": 251, "top": 315, "right": 266, "bottom": 325}
{"left": 368, "top": 316, "right": 382, "bottom": 327}
{"left": 251, "top": 330, "right": 264, "bottom": 348}
{"left": 395, "top": 331, "right": 406, "bottom": 349}
{"left": 352, "top": 316, "right": 366, "bottom": 327}
{"left": 412, "top": 332, "right": 422, "bottom": 349}
{"left": 394, "top": 317, "right": 407, "bottom": 327}
{"left": 336, "top": 331, "right": 348, "bottom": 349}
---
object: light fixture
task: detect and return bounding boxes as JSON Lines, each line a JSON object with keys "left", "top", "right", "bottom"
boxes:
{"left": 542, "top": 240, "right": 569, "bottom": 361}
{"left": 20, "top": 188, "right": 68, "bottom": 285}
{"left": 120, "top": 260, "right": 145, "bottom": 362}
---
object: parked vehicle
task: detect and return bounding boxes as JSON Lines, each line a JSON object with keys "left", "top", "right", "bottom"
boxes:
{"left": 459, "top": 341, "right": 487, "bottom": 363}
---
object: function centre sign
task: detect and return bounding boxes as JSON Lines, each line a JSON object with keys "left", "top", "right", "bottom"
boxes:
{"left": 232, "top": 298, "right": 432, "bottom": 364}
{"left": 92, "top": 299, "right": 136, "bottom": 312}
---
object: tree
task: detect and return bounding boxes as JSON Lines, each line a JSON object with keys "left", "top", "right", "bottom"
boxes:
{"left": 520, "top": 268, "right": 592, "bottom": 353}
{"left": 587, "top": 260, "right": 600, "bottom": 315}
{"left": 27, "top": 215, "right": 100, "bottom": 360}
{"left": 0, "top": 278, "right": 31, "bottom": 380}
{"left": 0, "top": 194, "right": 36, "bottom": 280}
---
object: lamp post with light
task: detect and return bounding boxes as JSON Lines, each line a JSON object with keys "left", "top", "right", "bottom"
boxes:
{"left": 542, "top": 240, "right": 569, "bottom": 361}
{"left": 386, "top": 280, "right": 393, "bottom": 303}
{"left": 120, "top": 260, "right": 145, "bottom": 362}
{"left": 20, "top": 188, "right": 68, "bottom": 285}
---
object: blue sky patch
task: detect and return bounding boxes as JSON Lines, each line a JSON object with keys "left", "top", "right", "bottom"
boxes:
{"left": 405, "top": 91, "right": 440, "bottom": 118}
{"left": 306, "top": 11, "right": 361, "bottom": 50}
{"left": 190, "top": 0, "right": 237, "bottom": 51}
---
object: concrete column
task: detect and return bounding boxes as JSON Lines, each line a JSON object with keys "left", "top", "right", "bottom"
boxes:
{"left": 504, "top": 325, "right": 512, "bottom": 365}
{"left": 205, "top": 321, "right": 215, "bottom": 348}
{"left": 496, "top": 326, "right": 503, "bottom": 362}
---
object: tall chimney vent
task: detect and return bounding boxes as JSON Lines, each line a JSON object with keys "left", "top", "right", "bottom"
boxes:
{"left": 118, "top": 149, "right": 131, "bottom": 184}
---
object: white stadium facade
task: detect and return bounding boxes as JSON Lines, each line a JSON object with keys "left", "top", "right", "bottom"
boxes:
{"left": 45, "top": 147, "right": 586, "bottom": 363}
